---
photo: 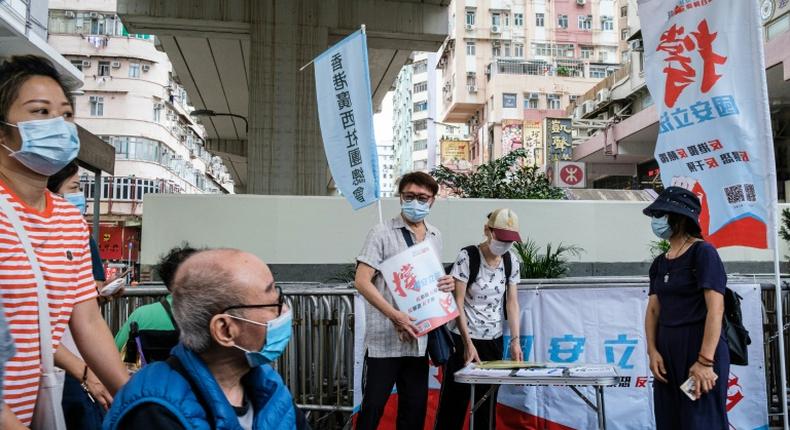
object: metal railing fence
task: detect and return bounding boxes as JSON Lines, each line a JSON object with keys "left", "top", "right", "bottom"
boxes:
{"left": 103, "top": 277, "right": 790, "bottom": 428}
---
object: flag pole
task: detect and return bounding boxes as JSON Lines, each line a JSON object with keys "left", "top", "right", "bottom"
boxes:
{"left": 376, "top": 199, "right": 383, "bottom": 224}
{"left": 772, "top": 206, "right": 789, "bottom": 429}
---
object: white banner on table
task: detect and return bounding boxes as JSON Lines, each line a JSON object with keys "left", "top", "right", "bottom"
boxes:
{"left": 380, "top": 241, "right": 458, "bottom": 336}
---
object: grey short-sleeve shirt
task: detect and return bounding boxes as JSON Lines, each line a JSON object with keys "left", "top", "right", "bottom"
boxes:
{"left": 357, "top": 216, "right": 443, "bottom": 358}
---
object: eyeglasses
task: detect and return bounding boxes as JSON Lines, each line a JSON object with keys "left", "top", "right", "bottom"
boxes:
{"left": 220, "top": 285, "right": 285, "bottom": 316}
{"left": 401, "top": 192, "right": 433, "bottom": 204}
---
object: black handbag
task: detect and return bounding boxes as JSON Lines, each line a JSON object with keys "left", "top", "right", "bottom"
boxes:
{"left": 723, "top": 288, "right": 751, "bottom": 366}
{"left": 427, "top": 324, "right": 455, "bottom": 365}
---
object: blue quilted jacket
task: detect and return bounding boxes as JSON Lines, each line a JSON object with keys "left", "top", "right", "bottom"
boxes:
{"left": 103, "top": 343, "right": 296, "bottom": 429}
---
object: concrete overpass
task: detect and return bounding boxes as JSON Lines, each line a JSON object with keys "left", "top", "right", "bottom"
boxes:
{"left": 117, "top": 0, "right": 449, "bottom": 194}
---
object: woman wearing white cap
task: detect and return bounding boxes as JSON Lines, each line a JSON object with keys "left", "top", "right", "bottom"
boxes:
{"left": 434, "top": 208, "right": 523, "bottom": 430}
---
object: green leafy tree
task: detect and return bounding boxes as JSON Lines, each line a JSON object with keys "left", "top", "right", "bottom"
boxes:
{"left": 513, "top": 239, "right": 583, "bottom": 279}
{"left": 431, "top": 148, "right": 565, "bottom": 200}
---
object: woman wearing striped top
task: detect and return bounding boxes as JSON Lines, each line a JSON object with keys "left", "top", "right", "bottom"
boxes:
{"left": 0, "top": 56, "right": 129, "bottom": 428}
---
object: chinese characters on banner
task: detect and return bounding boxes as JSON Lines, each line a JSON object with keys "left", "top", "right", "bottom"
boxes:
{"left": 314, "top": 29, "right": 380, "bottom": 210}
{"left": 638, "top": 0, "right": 776, "bottom": 248}
{"left": 439, "top": 139, "right": 472, "bottom": 171}
{"left": 379, "top": 241, "right": 459, "bottom": 336}
{"left": 543, "top": 118, "right": 573, "bottom": 165}
{"left": 523, "top": 120, "right": 544, "bottom": 167}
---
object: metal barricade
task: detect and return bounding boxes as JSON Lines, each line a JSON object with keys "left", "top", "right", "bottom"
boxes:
{"left": 103, "top": 277, "right": 790, "bottom": 428}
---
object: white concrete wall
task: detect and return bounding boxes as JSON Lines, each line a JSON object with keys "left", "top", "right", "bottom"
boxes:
{"left": 140, "top": 195, "right": 785, "bottom": 265}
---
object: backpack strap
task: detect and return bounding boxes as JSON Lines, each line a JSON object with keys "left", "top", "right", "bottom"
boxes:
{"left": 165, "top": 356, "right": 216, "bottom": 429}
{"left": 124, "top": 321, "right": 140, "bottom": 363}
{"left": 160, "top": 297, "right": 179, "bottom": 331}
{"left": 462, "top": 245, "right": 481, "bottom": 286}
{"left": 399, "top": 227, "right": 415, "bottom": 248}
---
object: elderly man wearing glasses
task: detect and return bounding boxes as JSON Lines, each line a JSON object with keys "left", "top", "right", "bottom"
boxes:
{"left": 102, "top": 249, "right": 307, "bottom": 430}
{"left": 354, "top": 171, "right": 456, "bottom": 430}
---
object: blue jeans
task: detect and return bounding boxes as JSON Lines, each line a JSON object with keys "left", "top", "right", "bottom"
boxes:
{"left": 62, "top": 373, "right": 105, "bottom": 430}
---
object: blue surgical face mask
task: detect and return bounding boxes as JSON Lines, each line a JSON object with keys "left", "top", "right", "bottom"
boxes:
{"left": 229, "top": 308, "right": 293, "bottom": 367}
{"left": 651, "top": 215, "right": 673, "bottom": 240}
{"left": 63, "top": 192, "right": 86, "bottom": 214}
{"left": 1, "top": 117, "right": 80, "bottom": 176}
{"left": 401, "top": 199, "right": 430, "bottom": 223}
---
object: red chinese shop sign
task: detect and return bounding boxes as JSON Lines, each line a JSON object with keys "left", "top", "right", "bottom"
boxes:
{"left": 639, "top": 0, "right": 776, "bottom": 250}
{"left": 91, "top": 226, "right": 140, "bottom": 261}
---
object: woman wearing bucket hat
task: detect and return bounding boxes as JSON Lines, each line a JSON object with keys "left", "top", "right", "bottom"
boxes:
{"left": 643, "top": 186, "right": 729, "bottom": 429}
{"left": 434, "top": 208, "right": 523, "bottom": 430}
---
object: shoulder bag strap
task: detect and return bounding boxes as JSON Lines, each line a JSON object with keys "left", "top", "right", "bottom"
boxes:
{"left": 399, "top": 227, "right": 414, "bottom": 248}
{"left": 0, "top": 194, "right": 56, "bottom": 374}
{"left": 159, "top": 297, "right": 179, "bottom": 331}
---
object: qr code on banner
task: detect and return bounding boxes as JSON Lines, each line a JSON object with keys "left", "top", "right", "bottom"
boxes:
{"left": 725, "top": 184, "right": 757, "bottom": 204}
{"left": 725, "top": 185, "right": 745, "bottom": 204}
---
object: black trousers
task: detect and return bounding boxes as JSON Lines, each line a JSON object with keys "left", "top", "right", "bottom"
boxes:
{"left": 357, "top": 354, "right": 429, "bottom": 430}
{"left": 434, "top": 333, "right": 503, "bottom": 430}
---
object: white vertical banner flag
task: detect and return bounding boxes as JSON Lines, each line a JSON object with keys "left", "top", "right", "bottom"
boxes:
{"left": 314, "top": 28, "right": 380, "bottom": 209}
{"left": 637, "top": 0, "right": 776, "bottom": 250}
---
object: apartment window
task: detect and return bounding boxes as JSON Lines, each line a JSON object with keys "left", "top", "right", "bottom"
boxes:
{"left": 621, "top": 29, "right": 629, "bottom": 40}
{"left": 491, "top": 12, "right": 501, "bottom": 27}
{"left": 547, "top": 94, "right": 561, "bottom": 110}
{"left": 71, "top": 59, "right": 83, "bottom": 71}
{"left": 514, "top": 44, "right": 524, "bottom": 58}
{"left": 536, "top": 13, "right": 544, "bottom": 27}
{"left": 413, "top": 60, "right": 428, "bottom": 74}
{"left": 599, "top": 50, "right": 609, "bottom": 62}
{"left": 492, "top": 43, "right": 501, "bottom": 58}
{"left": 569, "top": 95, "right": 579, "bottom": 105}
{"left": 558, "top": 14, "right": 568, "bottom": 29}
{"left": 414, "top": 119, "right": 427, "bottom": 131}
{"left": 466, "top": 9, "right": 476, "bottom": 26}
{"left": 413, "top": 82, "right": 427, "bottom": 93}
{"left": 514, "top": 13, "right": 523, "bottom": 27}
{"left": 503, "top": 93, "right": 517, "bottom": 108}
{"left": 153, "top": 104, "right": 161, "bottom": 122}
{"left": 466, "top": 41, "right": 476, "bottom": 55}
{"left": 580, "top": 46, "right": 593, "bottom": 59}
{"left": 414, "top": 139, "right": 428, "bottom": 151}
{"left": 620, "top": 6, "right": 628, "bottom": 17}
{"left": 578, "top": 15, "right": 592, "bottom": 30}
{"left": 90, "top": 18, "right": 105, "bottom": 35}
{"left": 524, "top": 95, "right": 539, "bottom": 109}
{"left": 504, "top": 42, "right": 511, "bottom": 57}
{"left": 601, "top": 16, "right": 614, "bottom": 31}
{"left": 129, "top": 63, "right": 140, "bottom": 78}
{"left": 98, "top": 61, "right": 111, "bottom": 76}
{"left": 414, "top": 101, "right": 428, "bottom": 112}
{"left": 589, "top": 66, "right": 607, "bottom": 79}
{"left": 89, "top": 96, "right": 104, "bottom": 116}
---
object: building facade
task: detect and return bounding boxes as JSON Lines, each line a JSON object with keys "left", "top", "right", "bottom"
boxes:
{"left": 377, "top": 141, "right": 396, "bottom": 197}
{"left": 571, "top": 0, "right": 790, "bottom": 197}
{"left": 47, "top": 0, "right": 233, "bottom": 270}
{"left": 439, "top": 0, "right": 623, "bottom": 167}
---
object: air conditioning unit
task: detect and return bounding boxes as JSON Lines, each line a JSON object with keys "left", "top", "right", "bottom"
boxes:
{"left": 582, "top": 100, "right": 595, "bottom": 114}
{"left": 111, "top": 61, "right": 121, "bottom": 68}
{"left": 465, "top": 24, "right": 474, "bottom": 31}
{"left": 81, "top": 60, "right": 91, "bottom": 68}
{"left": 576, "top": 0, "right": 586, "bottom": 5}
{"left": 630, "top": 39, "right": 644, "bottom": 52}
{"left": 573, "top": 106, "right": 583, "bottom": 120}
{"left": 65, "top": 11, "right": 75, "bottom": 18}
{"left": 89, "top": 12, "right": 99, "bottom": 18}
{"left": 595, "top": 89, "right": 610, "bottom": 105}
{"left": 467, "top": 85, "right": 478, "bottom": 93}
{"left": 491, "top": 25, "right": 501, "bottom": 33}
{"left": 141, "top": 64, "right": 150, "bottom": 72}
